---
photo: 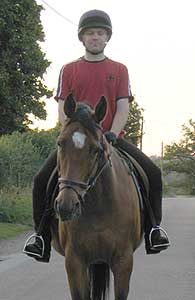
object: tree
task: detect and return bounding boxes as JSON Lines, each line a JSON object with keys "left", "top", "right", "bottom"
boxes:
{"left": 0, "top": 0, "right": 52, "bottom": 135}
{"left": 164, "top": 119, "right": 195, "bottom": 159}
{"left": 124, "top": 99, "right": 144, "bottom": 147}
{"left": 164, "top": 119, "right": 195, "bottom": 193}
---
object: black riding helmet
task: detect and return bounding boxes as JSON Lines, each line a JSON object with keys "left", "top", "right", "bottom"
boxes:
{"left": 78, "top": 9, "right": 112, "bottom": 41}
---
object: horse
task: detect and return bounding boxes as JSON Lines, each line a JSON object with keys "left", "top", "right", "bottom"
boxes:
{"left": 51, "top": 94, "right": 143, "bottom": 300}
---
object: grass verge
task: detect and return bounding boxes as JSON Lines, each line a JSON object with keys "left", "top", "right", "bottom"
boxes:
{"left": 0, "top": 223, "right": 32, "bottom": 240}
{"left": 0, "top": 186, "right": 32, "bottom": 225}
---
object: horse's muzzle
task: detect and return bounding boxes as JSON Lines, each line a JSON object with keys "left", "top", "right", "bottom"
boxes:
{"left": 54, "top": 198, "right": 82, "bottom": 221}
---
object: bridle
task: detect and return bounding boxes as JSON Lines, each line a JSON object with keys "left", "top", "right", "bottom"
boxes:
{"left": 57, "top": 140, "right": 112, "bottom": 204}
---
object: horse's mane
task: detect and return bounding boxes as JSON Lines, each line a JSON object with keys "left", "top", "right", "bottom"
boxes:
{"left": 65, "top": 102, "right": 101, "bottom": 139}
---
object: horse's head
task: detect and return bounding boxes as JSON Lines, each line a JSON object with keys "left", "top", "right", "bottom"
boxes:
{"left": 54, "top": 94, "right": 110, "bottom": 221}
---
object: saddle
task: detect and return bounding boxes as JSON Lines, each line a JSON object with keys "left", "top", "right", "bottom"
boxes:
{"left": 115, "top": 145, "right": 149, "bottom": 211}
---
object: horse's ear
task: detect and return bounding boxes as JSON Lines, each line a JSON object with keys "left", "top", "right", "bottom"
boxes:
{"left": 94, "top": 96, "right": 107, "bottom": 123}
{"left": 64, "top": 94, "right": 76, "bottom": 118}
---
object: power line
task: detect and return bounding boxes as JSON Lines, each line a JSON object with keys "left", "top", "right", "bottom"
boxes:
{"left": 40, "top": 0, "right": 77, "bottom": 26}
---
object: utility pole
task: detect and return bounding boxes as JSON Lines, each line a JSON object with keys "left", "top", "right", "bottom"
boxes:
{"left": 160, "top": 141, "right": 164, "bottom": 180}
{"left": 140, "top": 116, "right": 144, "bottom": 151}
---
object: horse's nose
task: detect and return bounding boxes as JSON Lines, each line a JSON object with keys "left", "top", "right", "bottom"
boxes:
{"left": 54, "top": 196, "right": 81, "bottom": 221}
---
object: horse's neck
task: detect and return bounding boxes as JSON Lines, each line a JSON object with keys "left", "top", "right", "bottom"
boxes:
{"left": 89, "top": 151, "right": 125, "bottom": 209}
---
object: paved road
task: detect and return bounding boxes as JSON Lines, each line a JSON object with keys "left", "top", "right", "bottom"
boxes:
{"left": 0, "top": 197, "right": 195, "bottom": 300}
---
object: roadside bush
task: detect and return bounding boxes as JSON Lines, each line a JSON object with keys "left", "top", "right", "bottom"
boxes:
{"left": 0, "top": 131, "right": 42, "bottom": 187}
{"left": 0, "top": 186, "right": 32, "bottom": 225}
{"left": 0, "top": 128, "right": 59, "bottom": 224}
{"left": 0, "top": 127, "right": 59, "bottom": 187}
{"left": 29, "top": 127, "right": 59, "bottom": 160}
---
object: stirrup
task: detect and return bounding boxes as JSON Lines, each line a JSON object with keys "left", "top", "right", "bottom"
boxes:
{"left": 149, "top": 226, "right": 170, "bottom": 250}
{"left": 23, "top": 233, "right": 45, "bottom": 258}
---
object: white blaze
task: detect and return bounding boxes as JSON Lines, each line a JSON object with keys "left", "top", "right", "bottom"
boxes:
{"left": 72, "top": 132, "right": 86, "bottom": 149}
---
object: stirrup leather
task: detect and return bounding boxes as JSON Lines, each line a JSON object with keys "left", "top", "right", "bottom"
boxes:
{"left": 149, "top": 226, "right": 170, "bottom": 250}
{"left": 23, "top": 233, "right": 45, "bottom": 258}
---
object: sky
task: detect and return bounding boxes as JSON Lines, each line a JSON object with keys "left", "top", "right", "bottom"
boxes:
{"left": 34, "top": 0, "right": 195, "bottom": 156}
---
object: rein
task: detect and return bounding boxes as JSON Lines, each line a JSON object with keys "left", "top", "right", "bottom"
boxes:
{"left": 58, "top": 147, "right": 113, "bottom": 204}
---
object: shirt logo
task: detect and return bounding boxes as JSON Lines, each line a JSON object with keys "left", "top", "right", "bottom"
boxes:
{"left": 107, "top": 74, "right": 115, "bottom": 81}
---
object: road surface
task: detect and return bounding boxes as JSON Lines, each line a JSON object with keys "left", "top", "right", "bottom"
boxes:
{"left": 0, "top": 197, "right": 195, "bottom": 300}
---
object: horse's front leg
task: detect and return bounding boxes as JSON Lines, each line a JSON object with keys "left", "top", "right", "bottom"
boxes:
{"left": 65, "top": 252, "right": 90, "bottom": 300}
{"left": 111, "top": 252, "right": 133, "bottom": 300}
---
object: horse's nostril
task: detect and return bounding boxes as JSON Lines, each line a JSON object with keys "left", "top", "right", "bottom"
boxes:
{"left": 74, "top": 202, "right": 81, "bottom": 217}
{"left": 54, "top": 198, "right": 60, "bottom": 215}
{"left": 54, "top": 199, "right": 60, "bottom": 215}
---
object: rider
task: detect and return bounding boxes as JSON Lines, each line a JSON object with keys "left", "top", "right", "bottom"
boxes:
{"left": 23, "top": 9, "right": 170, "bottom": 263}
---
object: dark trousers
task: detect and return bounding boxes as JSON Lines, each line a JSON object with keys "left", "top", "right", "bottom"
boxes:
{"left": 32, "top": 140, "right": 162, "bottom": 233}
{"left": 32, "top": 150, "right": 57, "bottom": 230}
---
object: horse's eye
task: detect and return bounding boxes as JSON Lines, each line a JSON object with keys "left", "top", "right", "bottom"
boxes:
{"left": 57, "top": 140, "right": 61, "bottom": 147}
{"left": 57, "top": 140, "right": 64, "bottom": 147}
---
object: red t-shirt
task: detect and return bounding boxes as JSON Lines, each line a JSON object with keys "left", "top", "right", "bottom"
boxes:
{"left": 55, "top": 57, "right": 133, "bottom": 131}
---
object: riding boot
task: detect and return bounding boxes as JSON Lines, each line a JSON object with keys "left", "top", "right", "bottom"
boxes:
{"left": 23, "top": 227, "right": 52, "bottom": 262}
{"left": 23, "top": 151, "right": 58, "bottom": 262}
{"left": 144, "top": 219, "right": 170, "bottom": 254}
{"left": 23, "top": 203, "right": 54, "bottom": 262}
{"left": 146, "top": 228, "right": 170, "bottom": 254}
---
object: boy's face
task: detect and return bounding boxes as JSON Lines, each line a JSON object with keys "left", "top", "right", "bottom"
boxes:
{"left": 81, "top": 27, "right": 109, "bottom": 54}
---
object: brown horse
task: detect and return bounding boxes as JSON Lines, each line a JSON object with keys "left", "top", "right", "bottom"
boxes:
{"left": 51, "top": 94, "right": 142, "bottom": 300}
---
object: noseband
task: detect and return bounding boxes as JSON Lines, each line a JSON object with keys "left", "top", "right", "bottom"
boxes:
{"left": 58, "top": 145, "right": 112, "bottom": 204}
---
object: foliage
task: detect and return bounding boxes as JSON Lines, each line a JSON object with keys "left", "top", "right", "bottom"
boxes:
{"left": 0, "top": 127, "right": 60, "bottom": 224}
{"left": 28, "top": 127, "right": 59, "bottom": 160}
{"left": 0, "top": 186, "right": 32, "bottom": 224}
{"left": 0, "top": 0, "right": 52, "bottom": 135}
{"left": 164, "top": 119, "right": 195, "bottom": 194}
{"left": 124, "top": 100, "right": 144, "bottom": 146}
{"left": 0, "top": 128, "right": 59, "bottom": 187}
{"left": 0, "top": 131, "right": 41, "bottom": 187}
{"left": 162, "top": 171, "right": 193, "bottom": 196}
